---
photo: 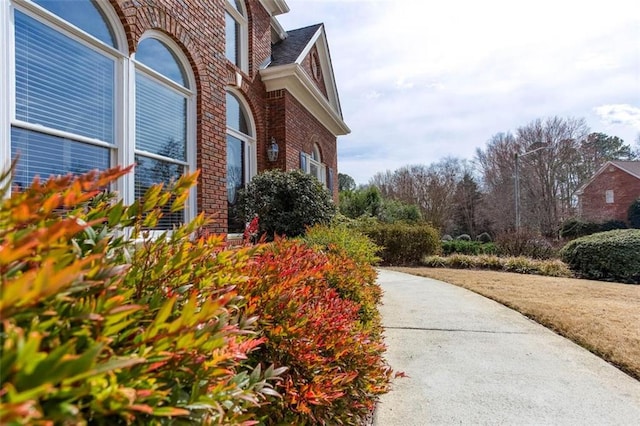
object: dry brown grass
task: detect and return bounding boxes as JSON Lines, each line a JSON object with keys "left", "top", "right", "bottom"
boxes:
{"left": 387, "top": 267, "right": 640, "bottom": 381}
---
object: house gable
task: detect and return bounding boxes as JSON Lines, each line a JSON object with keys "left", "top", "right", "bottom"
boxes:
{"left": 577, "top": 161, "right": 640, "bottom": 195}
{"left": 577, "top": 161, "right": 640, "bottom": 223}
{"left": 261, "top": 24, "right": 350, "bottom": 136}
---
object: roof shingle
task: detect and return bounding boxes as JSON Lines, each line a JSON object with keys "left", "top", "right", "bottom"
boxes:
{"left": 270, "top": 24, "right": 322, "bottom": 66}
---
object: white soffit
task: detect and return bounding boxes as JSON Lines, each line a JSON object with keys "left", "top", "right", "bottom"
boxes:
{"left": 259, "top": 0, "right": 290, "bottom": 16}
{"left": 260, "top": 63, "right": 351, "bottom": 136}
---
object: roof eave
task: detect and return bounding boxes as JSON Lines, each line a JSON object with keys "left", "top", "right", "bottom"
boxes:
{"left": 259, "top": 0, "right": 290, "bottom": 16}
{"left": 260, "top": 64, "right": 351, "bottom": 136}
{"left": 576, "top": 160, "right": 640, "bottom": 194}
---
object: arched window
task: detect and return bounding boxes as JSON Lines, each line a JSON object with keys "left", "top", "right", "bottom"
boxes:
{"left": 5, "top": 1, "right": 196, "bottom": 230}
{"left": 133, "top": 34, "right": 196, "bottom": 229}
{"left": 301, "top": 143, "right": 327, "bottom": 185}
{"left": 226, "top": 90, "right": 255, "bottom": 233}
{"left": 225, "top": 0, "right": 248, "bottom": 72}
{"left": 8, "top": 0, "right": 124, "bottom": 192}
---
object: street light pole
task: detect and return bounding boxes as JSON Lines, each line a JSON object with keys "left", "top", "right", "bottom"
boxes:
{"left": 514, "top": 144, "right": 549, "bottom": 231}
{"left": 515, "top": 152, "right": 520, "bottom": 230}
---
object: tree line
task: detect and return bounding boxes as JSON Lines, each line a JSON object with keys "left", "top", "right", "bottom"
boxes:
{"left": 340, "top": 116, "right": 639, "bottom": 238}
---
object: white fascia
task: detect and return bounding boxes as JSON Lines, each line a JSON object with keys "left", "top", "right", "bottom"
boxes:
{"left": 259, "top": 0, "right": 290, "bottom": 16}
{"left": 270, "top": 16, "right": 287, "bottom": 43}
{"left": 260, "top": 63, "right": 350, "bottom": 136}
{"left": 294, "top": 27, "right": 342, "bottom": 120}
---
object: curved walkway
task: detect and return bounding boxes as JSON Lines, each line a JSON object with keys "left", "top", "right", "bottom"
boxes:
{"left": 373, "top": 269, "right": 640, "bottom": 425}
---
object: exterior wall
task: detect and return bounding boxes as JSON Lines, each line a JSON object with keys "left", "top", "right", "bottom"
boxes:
{"left": 111, "top": 0, "right": 339, "bottom": 227}
{"left": 579, "top": 167, "right": 640, "bottom": 223}
{"left": 283, "top": 91, "right": 338, "bottom": 201}
{"left": 114, "top": 0, "right": 229, "bottom": 233}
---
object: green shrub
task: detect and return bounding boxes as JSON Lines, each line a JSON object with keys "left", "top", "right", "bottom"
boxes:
{"left": 0, "top": 165, "right": 394, "bottom": 425}
{"left": 477, "top": 232, "right": 492, "bottom": 243}
{"left": 303, "top": 223, "right": 380, "bottom": 266}
{"left": 421, "top": 254, "right": 573, "bottom": 277}
{"left": 377, "top": 199, "right": 422, "bottom": 223}
{"left": 559, "top": 218, "right": 601, "bottom": 239}
{"left": 599, "top": 219, "right": 628, "bottom": 232}
{"left": 360, "top": 222, "right": 439, "bottom": 265}
{"left": 495, "top": 229, "right": 556, "bottom": 259}
{"left": 238, "top": 169, "right": 336, "bottom": 239}
{"left": 441, "top": 240, "right": 497, "bottom": 256}
{"left": 628, "top": 199, "right": 640, "bottom": 228}
{"left": 560, "top": 229, "right": 640, "bottom": 283}
{"left": 339, "top": 186, "right": 381, "bottom": 219}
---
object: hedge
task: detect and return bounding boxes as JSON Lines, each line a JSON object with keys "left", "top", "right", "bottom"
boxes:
{"left": 560, "top": 229, "right": 640, "bottom": 283}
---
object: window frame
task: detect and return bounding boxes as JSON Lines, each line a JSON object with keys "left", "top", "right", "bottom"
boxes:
{"left": 225, "top": 88, "right": 256, "bottom": 235}
{"left": 225, "top": 0, "right": 248, "bottom": 73}
{"left": 4, "top": 2, "right": 197, "bottom": 230}
{"left": 302, "top": 144, "right": 327, "bottom": 186}
{"left": 131, "top": 30, "right": 197, "bottom": 226}
{"left": 605, "top": 189, "right": 614, "bottom": 204}
{"left": 6, "top": 0, "right": 126, "bottom": 195}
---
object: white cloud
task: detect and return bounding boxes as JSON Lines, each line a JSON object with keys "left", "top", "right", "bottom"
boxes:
{"left": 278, "top": 0, "right": 640, "bottom": 184}
{"left": 595, "top": 105, "right": 640, "bottom": 130}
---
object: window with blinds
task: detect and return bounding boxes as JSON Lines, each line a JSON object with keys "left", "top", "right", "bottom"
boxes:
{"left": 12, "top": 10, "right": 115, "bottom": 185}
{"left": 134, "top": 38, "right": 191, "bottom": 229}
{"left": 8, "top": 2, "right": 196, "bottom": 231}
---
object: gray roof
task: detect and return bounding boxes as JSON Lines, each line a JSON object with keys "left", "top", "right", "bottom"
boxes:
{"left": 612, "top": 161, "right": 640, "bottom": 179}
{"left": 270, "top": 24, "right": 322, "bottom": 66}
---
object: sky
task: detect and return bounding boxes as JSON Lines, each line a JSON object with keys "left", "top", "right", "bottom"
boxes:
{"left": 277, "top": 0, "right": 640, "bottom": 184}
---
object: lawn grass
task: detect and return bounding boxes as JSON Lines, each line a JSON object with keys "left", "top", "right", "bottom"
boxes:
{"left": 386, "top": 267, "right": 640, "bottom": 381}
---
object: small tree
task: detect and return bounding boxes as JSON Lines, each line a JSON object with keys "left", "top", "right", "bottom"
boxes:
{"left": 629, "top": 198, "right": 640, "bottom": 228}
{"left": 238, "top": 169, "right": 336, "bottom": 238}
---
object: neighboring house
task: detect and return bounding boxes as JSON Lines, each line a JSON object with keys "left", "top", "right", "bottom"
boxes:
{"left": 576, "top": 161, "right": 640, "bottom": 223}
{"left": 1, "top": 0, "right": 349, "bottom": 235}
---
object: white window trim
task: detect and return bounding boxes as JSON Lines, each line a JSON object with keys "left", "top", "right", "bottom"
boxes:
{"left": 6, "top": 0, "right": 127, "bottom": 197}
{"left": 226, "top": 88, "right": 256, "bottom": 237}
{"left": 131, "top": 30, "right": 198, "bottom": 227}
{"left": 1, "top": 1, "right": 13, "bottom": 185}
{"left": 225, "top": 0, "right": 248, "bottom": 73}
{"left": 605, "top": 189, "right": 614, "bottom": 204}
{"left": 5, "top": 2, "right": 198, "bottom": 230}
{"left": 302, "top": 145, "right": 327, "bottom": 186}
{"left": 226, "top": 88, "right": 257, "bottom": 184}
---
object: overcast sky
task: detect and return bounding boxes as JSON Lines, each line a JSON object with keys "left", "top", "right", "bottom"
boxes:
{"left": 277, "top": 0, "right": 640, "bottom": 184}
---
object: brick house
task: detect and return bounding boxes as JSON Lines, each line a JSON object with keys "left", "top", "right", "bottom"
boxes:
{"left": 1, "top": 0, "right": 349, "bottom": 235}
{"left": 576, "top": 161, "right": 640, "bottom": 223}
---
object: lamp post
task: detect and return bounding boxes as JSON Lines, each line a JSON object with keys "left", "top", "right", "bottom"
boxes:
{"left": 515, "top": 143, "right": 549, "bottom": 230}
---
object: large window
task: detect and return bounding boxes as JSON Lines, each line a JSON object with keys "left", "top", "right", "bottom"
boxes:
{"left": 225, "top": 0, "right": 248, "bottom": 72}
{"left": 134, "top": 36, "right": 193, "bottom": 229}
{"left": 301, "top": 144, "right": 327, "bottom": 186}
{"left": 226, "top": 91, "right": 255, "bottom": 233}
{"left": 5, "top": 1, "right": 196, "bottom": 229}
{"left": 10, "top": 5, "right": 116, "bottom": 187}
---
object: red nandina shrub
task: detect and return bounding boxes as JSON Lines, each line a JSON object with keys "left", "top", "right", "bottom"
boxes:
{"left": 0, "top": 165, "right": 277, "bottom": 425}
{"left": 237, "top": 239, "right": 393, "bottom": 425}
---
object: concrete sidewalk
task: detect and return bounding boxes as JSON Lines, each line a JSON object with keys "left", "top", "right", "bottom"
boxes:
{"left": 373, "top": 269, "right": 640, "bottom": 425}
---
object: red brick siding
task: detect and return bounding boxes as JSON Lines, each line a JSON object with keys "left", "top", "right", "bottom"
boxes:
{"left": 301, "top": 46, "right": 329, "bottom": 98}
{"left": 579, "top": 167, "right": 640, "bottom": 223}
{"left": 280, "top": 91, "right": 338, "bottom": 201}
{"left": 110, "top": 0, "right": 340, "bottom": 230}
{"left": 246, "top": 0, "right": 272, "bottom": 78}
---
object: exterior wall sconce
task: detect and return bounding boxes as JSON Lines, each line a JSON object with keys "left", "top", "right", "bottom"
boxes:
{"left": 267, "top": 137, "right": 279, "bottom": 162}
